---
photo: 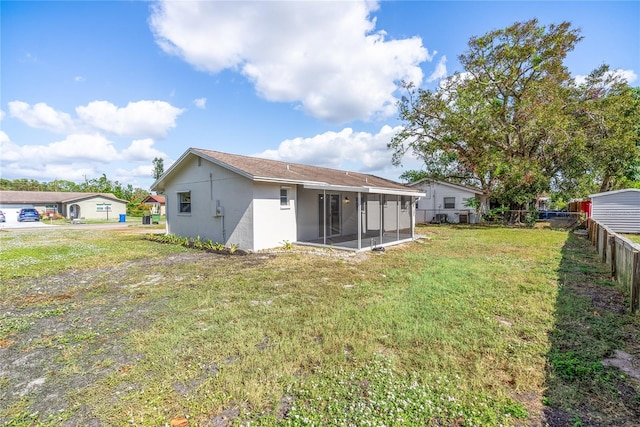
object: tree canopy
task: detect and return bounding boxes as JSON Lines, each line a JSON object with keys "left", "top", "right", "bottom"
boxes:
{"left": 0, "top": 175, "right": 150, "bottom": 204}
{"left": 390, "top": 19, "right": 640, "bottom": 208}
{"left": 152, "top": 157, "right": 165, "bottom": 181}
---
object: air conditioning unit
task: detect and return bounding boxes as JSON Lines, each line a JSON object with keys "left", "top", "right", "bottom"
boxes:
{"left": 435, "top": 213, "right": 448, "bottom": 223}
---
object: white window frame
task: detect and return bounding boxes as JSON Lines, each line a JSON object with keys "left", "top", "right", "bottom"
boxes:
{"left": 96, "top": 203, "right": 112, "bottom": 212}
{"left": 178, "top": 191, "right": 191, "bottom": 214}
{"left": 280, "top": 187, "right": 290, "bottom": 209}
{"left": 443, "top": 197, "right": 455, "bottom": 209}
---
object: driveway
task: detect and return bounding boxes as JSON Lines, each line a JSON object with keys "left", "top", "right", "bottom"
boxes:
{"left": 0, "top": 211, "right": 53, "bottom": 229}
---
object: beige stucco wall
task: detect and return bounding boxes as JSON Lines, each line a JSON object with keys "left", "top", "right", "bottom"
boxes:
{"left": 67, "top": 197, "right": 127, "bottom": 220}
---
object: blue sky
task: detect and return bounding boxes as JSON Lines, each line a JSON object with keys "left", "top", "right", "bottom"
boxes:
{"left": 1, "top": 0, "right": 638, "bottom": 190}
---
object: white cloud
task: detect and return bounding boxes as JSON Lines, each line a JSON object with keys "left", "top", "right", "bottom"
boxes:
{"left": 0, "top": 132, "right": 115, "bottom": 181}
{"left": 150, "top": 0, "right": 429, "bottom": 123}
{"left": 75, "top": 100, "right": 184, "bottom": 138}
{"left": 75, "top": 76, "right": 85, "bottom": 82}
{"left": 574, "top": 68, "right": 638, "bottom": 86}
{"left": 194, "top": 97, "right": 207, "bottom": 109}
{"left": 116, "top": 164, "right": 154, "bottom": 180}
{"left": 427, "top": 56, "right": 447, "bottom": 82}
{"left": 256, "top": 125, "right": 404, "bottom": 173}
{"left": 8, "top": 101, "right": 74, "bottom": 133}
{"left": 121, "top": 138, "right": 167, "bottom": 162}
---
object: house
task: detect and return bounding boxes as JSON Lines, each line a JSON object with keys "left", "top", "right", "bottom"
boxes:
{"left": 409, "top": 178, "right": 486, "bottom": 224}
{"left": 150, "top": 148, "right": 425, "bottom": 252}
{"left": 142, "top": 194, "right": 166, "bottom": 215}
{"left": 589, "top": 188, "right": 640, "bottom": 233}
{"left": 0, "top": 191, "right": 128, "bottom": 220}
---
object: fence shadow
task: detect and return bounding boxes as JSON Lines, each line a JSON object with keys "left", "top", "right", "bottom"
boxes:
{"left": 542, "top": 231, "right": 640, "bottom": 426}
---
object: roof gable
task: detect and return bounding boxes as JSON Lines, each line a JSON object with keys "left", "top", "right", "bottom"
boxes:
{"left": 0, "top": 191, "right": 127, "bottom": 204}
{"left": 143, "top": 194, "right": 166, "bottom": 204}
{"left": 409, "top": 178, "right": 484, "bottom": 195}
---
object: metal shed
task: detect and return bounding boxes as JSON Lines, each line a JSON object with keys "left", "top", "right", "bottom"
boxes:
{"left": 589, "top": 189, "right": 640, "bottom": 233}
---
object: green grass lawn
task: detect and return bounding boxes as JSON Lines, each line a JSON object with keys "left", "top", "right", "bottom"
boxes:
{"left": 1, "top": 225, "right": 637, "bottom": 426}
{"left": 622, "top": 233, "right": 640, "bottom": 244}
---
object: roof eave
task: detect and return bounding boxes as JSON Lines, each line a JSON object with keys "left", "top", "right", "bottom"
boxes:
{"left": 303, "top": 183, "right": 425, "bottom": 197}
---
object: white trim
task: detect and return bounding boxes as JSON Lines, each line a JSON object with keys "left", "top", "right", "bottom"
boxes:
{"left": 589, "top": 188, "right": 640, "bottom": 198}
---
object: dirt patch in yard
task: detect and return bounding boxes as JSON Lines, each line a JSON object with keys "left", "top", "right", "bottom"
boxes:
{"left": 0, "top": 250, "right": 272, "bottom": 426}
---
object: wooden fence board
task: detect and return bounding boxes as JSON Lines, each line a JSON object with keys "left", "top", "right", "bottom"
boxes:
{"left": 588, "top": 219, "right": 640, "bottom": 314}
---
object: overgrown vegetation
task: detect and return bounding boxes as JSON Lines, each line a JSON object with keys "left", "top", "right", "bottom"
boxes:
{"left": 0, "top": 225, "right": 638, "bottom": 426}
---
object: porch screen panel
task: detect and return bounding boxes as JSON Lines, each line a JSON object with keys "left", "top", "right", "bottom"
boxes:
{"left": 399, "top": 196, "right": 413, "bottom": 237}
{"left": 359, "top": 194, "right": 381, "bottom": 247}
{"left": 383, "top": 195, "right": 400, "bottom": 244}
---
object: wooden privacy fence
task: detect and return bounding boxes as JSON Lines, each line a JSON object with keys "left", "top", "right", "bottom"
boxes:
{"left": 588, "top": 219, "right": 640, "bottom": 313}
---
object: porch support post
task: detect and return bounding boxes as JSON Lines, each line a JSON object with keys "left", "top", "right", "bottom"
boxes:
{"left": 379, "top": 195, "right": 384, "bottom": 246}
{"left": 323, "top": 189, "right": 327, "bottom": 246}
{"left": 396, "top": 195, "right": 400, "bottom": 241}
{"left": 357, "top": 192, "right": 362, "bottom": 250}
{"left": 411, "top": 197, "right": 416, "bottom": 240}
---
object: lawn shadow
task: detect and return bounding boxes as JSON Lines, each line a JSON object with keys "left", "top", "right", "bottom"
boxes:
{"left": 542, "top": 231, "right": 640, "bottom": 426}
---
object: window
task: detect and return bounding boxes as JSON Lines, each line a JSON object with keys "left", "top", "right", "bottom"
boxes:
{"left": 401, "top": 196, "right": 410, "bottom": 211}
{"left": 96, "top": 203, "right": 112, "bottom": 212}
{"left": 443, "top": 197, "right": 455, "bottom": 209}
{"left": 45, "top": 204, "right": 58, "bottom": 213}
{"left": 280, "top": 187, "right": 290, "bottom": 208}
{"left": 178, "top": 192, "right": 191, "bottom": 213}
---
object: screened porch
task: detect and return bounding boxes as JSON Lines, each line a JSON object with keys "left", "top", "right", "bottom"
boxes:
{"left": 295, "top": 187, "right": 420, "bottom": 251}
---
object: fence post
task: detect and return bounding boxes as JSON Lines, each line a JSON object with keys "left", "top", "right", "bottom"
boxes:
{"left": 602, "top": 228, "right": 607, "bottom": 262}
{"left": 609, "top": 235, "right": 616, "bottom": 280}
{"left": 632, "top": 251, "right": 640, "bottom": 314}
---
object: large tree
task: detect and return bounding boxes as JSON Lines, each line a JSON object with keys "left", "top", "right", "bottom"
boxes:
{"left": 566, "top": 66, "right": 640, "bottom": 194}
{"left": 390, "top": 19, "right": 584, "bottom": 208}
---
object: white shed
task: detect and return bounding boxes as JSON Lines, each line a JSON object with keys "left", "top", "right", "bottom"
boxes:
{"left": 589, "top": 189, "right": 640, "bottom": 233}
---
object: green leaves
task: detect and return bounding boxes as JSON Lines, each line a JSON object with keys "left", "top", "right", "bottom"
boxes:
{"left": 391, "top": 19, "right": 640, "bottom": 207}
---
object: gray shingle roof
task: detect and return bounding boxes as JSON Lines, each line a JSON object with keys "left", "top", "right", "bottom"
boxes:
{"left": 191, "top": 148, "right": 420, "bottom": 194}
{"left": 0, "top": 191, "right": 126, "bottom": 204}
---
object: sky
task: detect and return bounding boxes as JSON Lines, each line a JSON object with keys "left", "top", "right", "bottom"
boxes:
{"left": 1, "top": 0, "right": 639, "bottom": 191}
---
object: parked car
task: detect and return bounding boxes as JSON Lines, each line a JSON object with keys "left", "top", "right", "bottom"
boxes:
{"left": 17, "top": 208, "right": 40, "bottom": 222}
{"left": 0, "top": 210, "right": 5, "bottom": 222}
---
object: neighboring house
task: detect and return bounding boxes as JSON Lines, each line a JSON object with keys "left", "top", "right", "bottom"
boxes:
{"left": 0, "top": 191, "right": 128, "bottom": 220}
{"left": 589, "top": 189, "right": 640, "bottom": 233}
{"left": 409, "top": 178, "right": 486, "bottom": 224}
{"left": 150, "top": 148, "right": 425, "bottom": 252}
{"left": 142, "top": 194, "right": 166, "bottom": 215}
